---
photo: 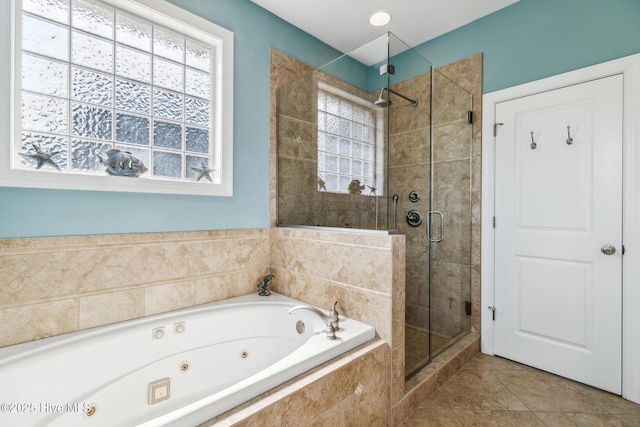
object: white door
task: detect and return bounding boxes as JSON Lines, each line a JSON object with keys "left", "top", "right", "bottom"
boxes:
{"left": 494, "top": 74, "right": 623, "bottom": 393}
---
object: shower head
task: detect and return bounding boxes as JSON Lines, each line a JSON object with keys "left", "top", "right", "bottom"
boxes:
{"left": 373, "top": 87, "right": 418, "bottom": 107}
{"left": 374, "top": 88, "right": 391, "bottom": 107}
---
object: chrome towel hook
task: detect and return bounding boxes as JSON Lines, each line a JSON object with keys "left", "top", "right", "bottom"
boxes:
{"left": 566, "top": 125, "right": 573, "bottom": 145}
{"left": 530, "top": 131, "right": 537, "bottom": 150}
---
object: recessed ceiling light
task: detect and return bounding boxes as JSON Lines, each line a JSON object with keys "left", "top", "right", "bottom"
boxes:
{"left": 369, "top": 11, "right": 391, "bottom": 27}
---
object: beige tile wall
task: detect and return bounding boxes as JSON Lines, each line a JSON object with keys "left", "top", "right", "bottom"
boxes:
{"left": 269, "top": 54, "right": 406, "bottom": 410}
{"left": 269, "top": 226, "right": 405, "bottom": 413}
{"left": 387, "top": 72, "right": 432, "bottom": 332}
{"left": 275, "top": 61, "right": 382, "bottom": 230}
{"left": 0, "top": 225, "right": 395, "bottom": 425}
{"left": 436, "top": 54, "right": 483, "bottom": 334}
{"left": 270, "top": 49, "right": 314, "bottom": 228}
{"left": 429, "top": 70, "right": 474, "bottom": 338}
{"left": 271, "top": 51, "right": 483, "bottom": 336}
{"left": 0, "top": 229, "right": 270, "bottom": 347}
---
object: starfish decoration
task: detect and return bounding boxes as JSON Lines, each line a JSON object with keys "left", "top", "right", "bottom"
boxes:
{"left": 19, "top": 143, "right": 61, "bottom": 171}
{"left": 317, "top": 176, "right": 326, "bottom": 191}
{"left": 191, "top": 162, "right": 215, "bottom": 182}
{"left": 367, "top": 185, "right": 377, "bottom": 195}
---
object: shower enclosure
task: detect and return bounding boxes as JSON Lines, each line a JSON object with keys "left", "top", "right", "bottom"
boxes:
{"left": 276, "top": 33, "right": 473, "bottom": 378}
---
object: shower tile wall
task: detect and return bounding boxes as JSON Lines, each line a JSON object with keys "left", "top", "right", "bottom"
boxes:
{"left": 393, "top": 55, "right": 482, "bottom": 340}
{"left": 430, "top": 71, "right": 473, "bottom": 338}
{"left": 392, "top": 54, "right": 483, "bottom": 425}
{"left": 270, "top": 49, "right": 407, "bottom": 411}
{"left": 277, "top": 72, "right": 317, "bottom": 225}
{"left": 437, "top": 54, "right": 483, "bottom": 335}
{"left": 274, "top": 50, "right": 473, "bottom": 373}
{"left": 270, "top": 50, "right": 484, "bottom": 420}
{"left": 276, "top": 57, "right": 382, "bottom": 230}
{"left": 0, "top": 229, "right": 270, "bottom": 347}
{"left": 269, "top": 50, "right": 314, "bottom": 227}
{"left": 388, "top": 73, "right": 432, "bottom": 333}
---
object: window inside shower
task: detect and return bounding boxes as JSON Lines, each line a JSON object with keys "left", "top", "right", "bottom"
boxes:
{"left": 316, "top": 83, "right": 382, "bottom": 196}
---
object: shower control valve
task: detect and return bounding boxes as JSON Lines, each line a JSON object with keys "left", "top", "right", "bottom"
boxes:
{"left": 406, "top": 210, "right": 423, "bottom": 227}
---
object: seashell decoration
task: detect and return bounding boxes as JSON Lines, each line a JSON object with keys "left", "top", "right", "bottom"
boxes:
{"left": 348, "top": 179, "right": 365, "bottom": 194}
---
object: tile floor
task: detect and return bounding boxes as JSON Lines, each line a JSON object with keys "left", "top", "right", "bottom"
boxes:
{"left": 405, "top": 326, "right": 454, "bottom": 377}
{"left": 400, "top": 353, "right": 640, "bottom": 426}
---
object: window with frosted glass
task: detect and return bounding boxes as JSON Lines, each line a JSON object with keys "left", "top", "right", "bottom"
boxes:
{"left": 317, "top": 91, "right": 377, "bottom": 194}
{"left": 17, "top": 0, "right": 217, "bottom": 183}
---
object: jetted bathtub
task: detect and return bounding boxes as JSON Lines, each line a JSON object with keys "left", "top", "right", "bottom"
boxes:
{"left": 0, "top": 292, "right": 375, "bottom": 426}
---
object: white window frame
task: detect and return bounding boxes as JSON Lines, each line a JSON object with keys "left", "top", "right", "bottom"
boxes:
{"left": 317, "top": 82, "right": 384, "bottom": 196}
{"left": 5, "top": 0, "right": 234, "bottom": 196}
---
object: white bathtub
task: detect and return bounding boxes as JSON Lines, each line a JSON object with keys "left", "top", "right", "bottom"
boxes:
{"left": 0, "top": 292, "right": 375, "bottom": 426}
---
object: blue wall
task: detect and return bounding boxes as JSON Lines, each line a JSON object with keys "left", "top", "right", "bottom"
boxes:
{"left": 416, "top": 0, "right": 640, "bottom": 93}
{"left": 2, "top": 0, "right": 639, "bottom": 238}
{"left": 0, "top": 0, "right": 340, "bottom": 238}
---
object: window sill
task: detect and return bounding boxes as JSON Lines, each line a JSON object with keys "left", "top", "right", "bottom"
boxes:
{"left": 0, "top": 166, "right": 233, "bottom": 196}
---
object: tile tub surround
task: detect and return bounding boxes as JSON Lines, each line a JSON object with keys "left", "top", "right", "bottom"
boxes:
{"left": 269, "top": 226, "right": 406, "bottom": 411}
{"left": 0, "top": 229, "right": 270, "bottom": 347}
{"left": 201, "top": 339, "right": 388, "bottom": 426}
{"left": 1, "top": 224, "right": 473, "bottom": 426}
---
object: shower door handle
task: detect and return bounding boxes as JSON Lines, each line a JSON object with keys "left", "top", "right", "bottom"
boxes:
{"left": 426, "top": 211, "right": 444, "bottom": 242}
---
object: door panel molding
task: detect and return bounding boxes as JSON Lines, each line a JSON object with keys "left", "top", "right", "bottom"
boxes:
{"left": 482, "top": 52, "right": 640, "bottom": 403}
{"left": 517, "top": 255, "right": 591, "bottom": 347}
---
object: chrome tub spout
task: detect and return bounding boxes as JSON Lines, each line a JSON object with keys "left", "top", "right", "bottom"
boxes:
{"left": 288, "top": 302, "right": 339, "bottom": 340}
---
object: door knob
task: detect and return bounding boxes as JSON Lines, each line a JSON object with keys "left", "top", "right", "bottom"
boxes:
{"left": 601, "top": 244, "right": 616, "bottom": 255}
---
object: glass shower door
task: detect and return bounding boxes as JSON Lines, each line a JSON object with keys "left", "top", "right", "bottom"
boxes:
{"left": 427, "top": 70, "right": 473, "bottom": 360}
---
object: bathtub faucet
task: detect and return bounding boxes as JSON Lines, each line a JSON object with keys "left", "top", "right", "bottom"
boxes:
{"left": 288, "top": 302, "right": 339, "bottom": 340}
{"left": 257, "top": 274, "right": 275, "bottom": 296}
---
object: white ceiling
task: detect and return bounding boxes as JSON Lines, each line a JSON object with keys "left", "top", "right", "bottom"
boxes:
{"left": 250, "top": 0, "right": 519, "bottom": 65}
